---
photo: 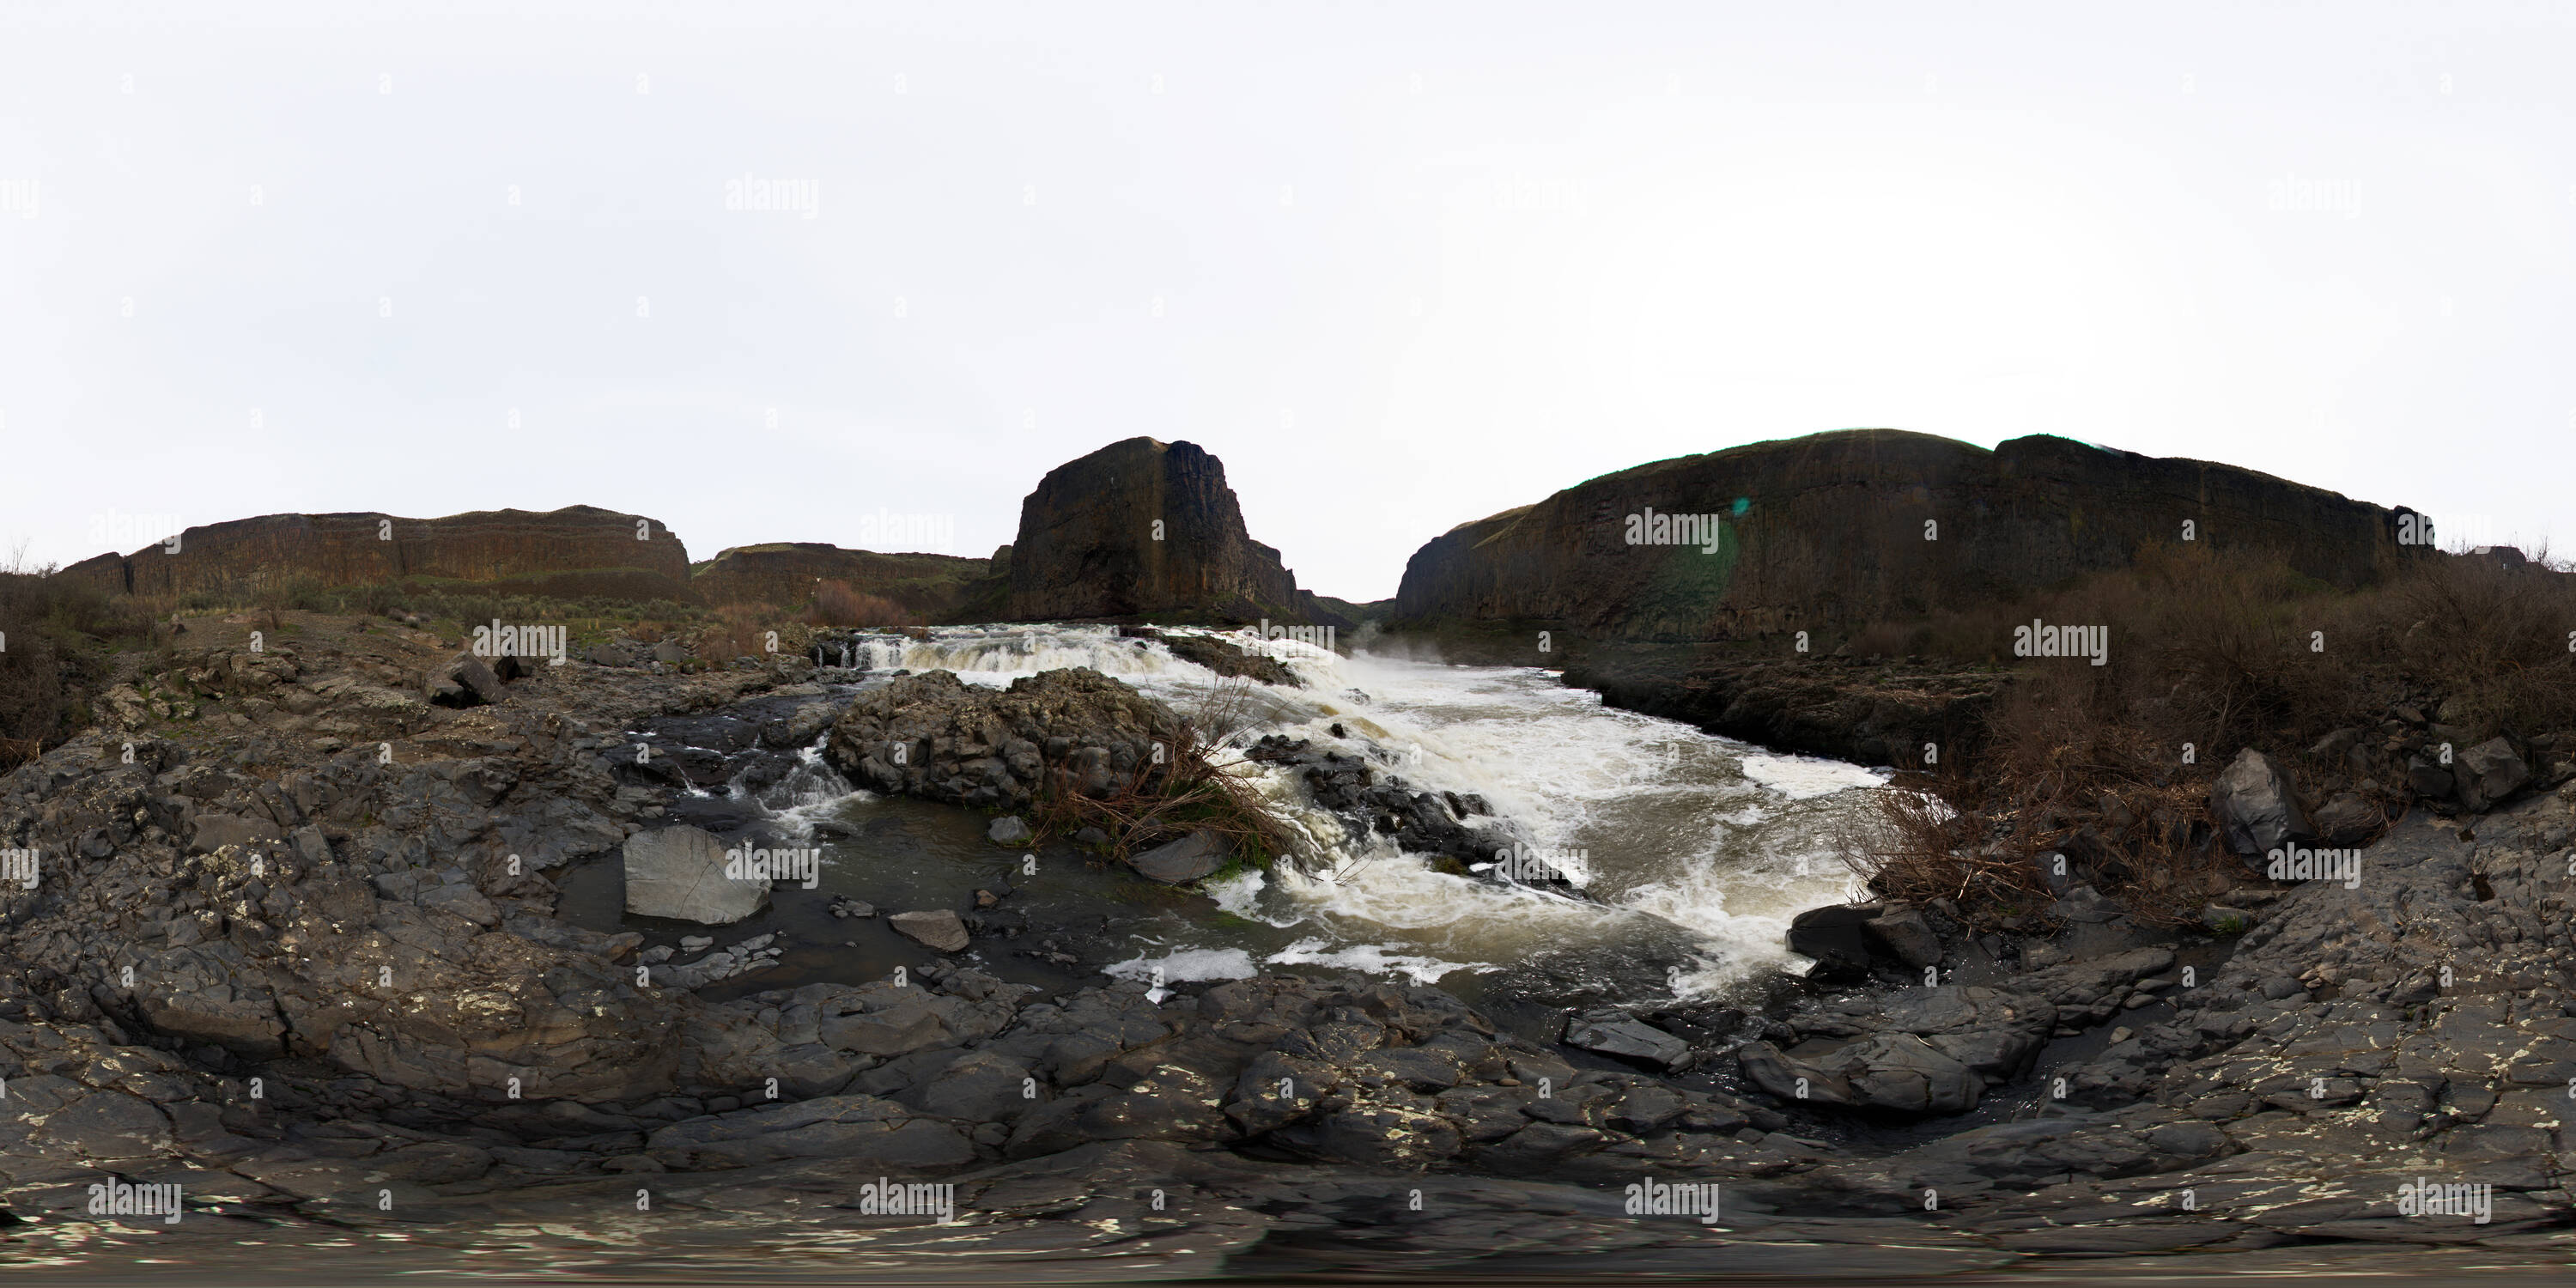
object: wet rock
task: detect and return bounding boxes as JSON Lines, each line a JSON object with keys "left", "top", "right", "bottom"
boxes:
{"left": 2201, "top": 904, "right": 2257, "bottom": 933}
{"left": 623, "top": 824, "right": 769, "bottom": 925}
{"left": 1862, "top": 905, "right": 1942, "bottom": 967}
{"left": 2048, "top": 884, "right": 2122, "bottom": 924}
{"left": 1244, "top": 736, "right": 1516, "bottom": 872}
{"left": 1785, "top": 903, "right": 1882, "bottom": 976}
{"left": 1129, "top": 830, "right": 1229, "bottom": 884}
{"left": 2209, "top": 748, "right": 2312, "bottom": 859}
{"left": 1157, "top": 630, "right": 1303, "bottom": 687}
{"left": 988, "top": 815, "right": 1033, "bottom": 846}
{"left": 824, "top": 668, "right": 1175, "bottom": 811}
{"left": 889, "top": 909, "right": 970, "bottom": 953}
{"left": 1564, "top": 1014, "right": 1689, "bottom": 1068}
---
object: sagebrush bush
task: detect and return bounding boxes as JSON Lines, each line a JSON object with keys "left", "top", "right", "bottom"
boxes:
{"left": 1844, "top": 543, "right": 2576, "bottom": 927}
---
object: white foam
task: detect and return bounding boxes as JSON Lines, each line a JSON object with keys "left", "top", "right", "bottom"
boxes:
{"left": 1103, "top": 946, "right": 1261, "bottom": 986}
{"left": 1263, "top": 939, "right": 1494, "bottom": 987}
{"left": 1737, "top": 753, "right": 1890, "bottom": 799}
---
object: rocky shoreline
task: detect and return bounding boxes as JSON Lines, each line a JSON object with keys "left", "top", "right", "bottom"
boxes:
{"left": 0, "top": 613, "right": 2568, "bottom": 1279}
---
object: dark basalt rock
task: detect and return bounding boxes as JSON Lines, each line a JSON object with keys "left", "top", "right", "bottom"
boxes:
{"left": 1244, "top": 735, "right": 1522, "bottom": 875}
{"left": 1006, "top": 437, "right": 1351, "bottom": 628}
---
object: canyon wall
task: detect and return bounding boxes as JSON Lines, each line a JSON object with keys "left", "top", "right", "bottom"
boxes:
{"left": 1394, "top": 429, "right": 2427, "bottom": 641}
{"left": 690, "top": 544, "right": 1004, "bottom": 621}
{"left": 60, "top": 506, "right": 695, "bottom": 602}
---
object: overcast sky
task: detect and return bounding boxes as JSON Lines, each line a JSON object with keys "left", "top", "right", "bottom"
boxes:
{"left": 3, "top": 1, "right": 2569, "bottom": 600}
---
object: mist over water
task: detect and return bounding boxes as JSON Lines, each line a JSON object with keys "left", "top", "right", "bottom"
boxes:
{"left": 786, "top": 625, "right": 1886, "bottom": 1003}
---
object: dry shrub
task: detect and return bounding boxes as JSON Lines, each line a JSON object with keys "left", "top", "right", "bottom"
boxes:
{"left": 696, "top": 603, "right": 775, "bottom": 662}
{"left": 805, "top": 580, "right": 913, "bottom": 629}
{"left": 1836, "top": 781, "right": 2051, "bottom": 913}
{"left": 0, "top": 560, "right": 161, "bottom": 769}
{"left": 1843, "top": 542, "right": 2576, "bottom": 927}
{"left": 1025, "top": 676, "right": 1297, "bottom": 870}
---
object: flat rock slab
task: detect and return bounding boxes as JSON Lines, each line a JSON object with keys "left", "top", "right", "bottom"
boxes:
{"left": 889, "top": 908, "right": 970, "bottom": 952}
{"left": 1565, "top": 1015, "right": 1689, "bottom": 1067}
{"left": 1130, "top": 830, "right": 1229, "bottom": 884}
{"left": 623, "top": 824, "right": 769, "bottom": 925}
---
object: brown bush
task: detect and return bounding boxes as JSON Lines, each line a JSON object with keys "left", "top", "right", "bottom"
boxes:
{"left": 0, "top": 562, "right": 161, "bottom": 769}
{"left": 696, "top": 603, "right": 779, "bottom": 662}
{"left": 1024, "top": 676, "right": 1297, "bottom": 869}
{"left": 1844, "top": 543, "right": 2576, "bottom": 927}
{"left": 805, "top": 580, "right": 913, "bottom": 629}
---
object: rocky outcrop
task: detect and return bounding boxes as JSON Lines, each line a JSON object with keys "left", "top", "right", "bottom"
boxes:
{"left": 1244, "top": 735, "right": 1517, "bottom": 875}
{"left": 690, "top": 543, "right": 1000, "bottom": 621}
{"left": 1568, "top": 648, "right": 2006, "bottom": 768}
{"left": 6, "top": 607, "right": 2576, "bottom": 1272}
{"left": 1394, "top": 429, "right": 2427, "bottom": 641}
{"left": 823, "top": 668, "right": 1179, "bottom": 811}
{"left": 1007, "top": 438, "right": 1348, "bottom": 628}
{"left": 60, "top": 506, "right": 694, "bottom": 603}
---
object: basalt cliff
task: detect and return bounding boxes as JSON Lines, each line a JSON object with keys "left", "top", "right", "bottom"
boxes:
{"left": 63, "top": 507, "right": 696, "bottom": 605}
{"left": 1006, "top": 437, "right": 1347, "bottom": 628}
{"left": 1393, "top": 429, "right": 2427, "bottom": 642}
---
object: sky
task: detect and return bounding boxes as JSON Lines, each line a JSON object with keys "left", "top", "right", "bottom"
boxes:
{"left": 2, "top": 0, "right": 2570, "bottom": 600}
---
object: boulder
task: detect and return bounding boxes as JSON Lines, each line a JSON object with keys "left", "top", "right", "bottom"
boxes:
{"left": 888, "top": 909, "right": 969, "bottom": 953}
{"left": 1786, "top": 903, "right": 1882, "bottom": 976}
{"left": 2405, "top": 754, "right": 2456, "bottom": 801}
{"left": 1129, "top": 830, "right": 1229, "bottom": 884}
{"left": 2047, "top": 884, "right": 2122, "bottom": 924}
{"left": 2208, "top": 748, "right": 2312, "bottom": 858}
{"left": 427, "top": 653, "right": 507, "bottom": 708}
{"left": 2310, "top": 792, "right": 2379, "bottom": 846}
{"left": 987, "top": 815, "right": 1034, "bottom": 846}
{"left": 2455, "top": 737, "right": 2530, "bottom": 811}
{"left": 1862, "top": 905, "right": 1942, "bottom": 967}
{"left": 623, "top": 824, "right": 769, "bottom": 925}
{"left": 1564, "top": 1014, "right": 1689, "bottom": 1067}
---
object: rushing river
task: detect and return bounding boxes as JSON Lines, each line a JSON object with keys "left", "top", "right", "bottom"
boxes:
{"left": 756, "top": 624, "right": 1887, "bottom": 1010}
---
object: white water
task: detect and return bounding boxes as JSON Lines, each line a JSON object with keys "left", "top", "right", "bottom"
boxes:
{"left": 822, "top": 624, "right": 1886, "bottom": 1000}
